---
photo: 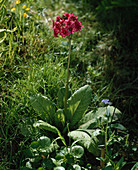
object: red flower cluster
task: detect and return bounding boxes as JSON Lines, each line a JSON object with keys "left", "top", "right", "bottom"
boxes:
{"left": 53, "top": 12, "right": 83, "bottom": 37}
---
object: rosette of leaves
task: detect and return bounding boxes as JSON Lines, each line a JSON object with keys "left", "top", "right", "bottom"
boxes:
{"left": 30, "top": 85, "right": 122, "bottom": 155}
{"left": 30, "top": 85, "right": 92, "bottom": 133}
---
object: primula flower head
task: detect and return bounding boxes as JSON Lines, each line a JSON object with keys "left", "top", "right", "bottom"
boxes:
{"left": 56, "top": 16, "right": 61, "bottom": 22}
{"left": 60, "top": 28, "right": 70, "bottom": 37}
{"left": 52, "top": 12, "right": 83, "bottom": 37}
{"left": 69, "top": 13, "right": 78, "bottom": 21}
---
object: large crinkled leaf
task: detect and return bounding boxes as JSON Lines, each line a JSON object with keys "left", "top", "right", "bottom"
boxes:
{"left": 30, "top": 94, "right": 56, "bottom": 122}
{"left": 68, "top": 129, "right": 101, "bottom": 156}
{"left": 68, "top": 130, "right": 91, "bottom": 149}
{"left": 67, "top": 85, "right": 92, "bottom": 127}
{"left": 78, "top": 106, "right": 121, "bottom": 129}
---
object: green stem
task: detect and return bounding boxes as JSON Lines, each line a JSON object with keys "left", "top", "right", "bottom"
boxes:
{"left": 64, "top": 36, "right": 71, "bottom": 116}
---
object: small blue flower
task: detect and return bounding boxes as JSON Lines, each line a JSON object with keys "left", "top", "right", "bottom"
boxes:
{"left": 101, "top": 99, "right": 111, "bottom": 105}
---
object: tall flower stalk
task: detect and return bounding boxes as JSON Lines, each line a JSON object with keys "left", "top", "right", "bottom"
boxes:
{"left": 52, "top": 12, "right": 83, "bottom": 116}
{"left": 64, "top": 36, "right": 71, "bottom": 116}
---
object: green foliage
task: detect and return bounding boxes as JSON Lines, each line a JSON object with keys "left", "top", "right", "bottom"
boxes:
{"left": 30, "top": 85, "right": 92, "bottom": 134}
{"left": 67, "top": 85, "right": 92, "bottom": 127}
{"left": 69, "top": 129, "right": 101, "bottom": 156}
{"left": 30, "top": 94, "right": 56, "bottom": 123}
{"left": 31, "top": 85, "right": 123, "bottom": 159}
{"left": 68, "top": 105, "right": 122, "bottom": 156}
{"left": 57, "top": 87, "right": 71, "bottom": 109}
{"left": 33, "top": 120, "right": 66, "bottom": 146}
{"left": 21, "top": 136, "right": 58, "bottom": 169}
{"left": 78, "top": 106, "right": 121, "bottom": 129}
{"left": 0, "top": 0, "right": 7, "bottom": 25}
{"left": 21, "top": 135, "right": 88, "bottom": 169}
{"left": 71, "top": 145, "right": 84, "bottom": 158}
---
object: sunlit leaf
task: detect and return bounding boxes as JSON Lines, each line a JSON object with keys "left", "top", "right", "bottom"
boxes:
{"left": 67, "top": 85, "right": 92, "bottom": 127}
{"left": 33, "top": 120, "right": 66, "bottom": 146}
{"left": 30, "top": 94, "right": 56, "bottom": 122}
{"left": 79, "top": 106, "right": 121, "bottom": 129}
{"left": 68, "top": 129, "right": 101, "bottom": 156}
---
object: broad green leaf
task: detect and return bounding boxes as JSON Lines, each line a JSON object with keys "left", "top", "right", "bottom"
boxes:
{"left": 103, "top": 166, "right": 112, "bottom": 170}
{"left": 68, "top": 129, "right": 101, "bottom": 156}
{"left": 116, "top": 157, "right": 126, "bottom": 169}
{"left": 33, "top": 120, "right": 59, "bottom": 134}
{"left": 71, "top": 145, "right": 84, "bottom": 158}
{"left": 79, "top": 106, "right": 121, "bottom": 129}
{"left": 68, "top": 130, "right": 91, "bottom": 150}
{"left": 30, "top": 94, "right": 56, "bottom": 122}
{"left": 33, "top": 120, "right": 66, "bottom": 146}
{"left": 38, "top": 168, "right": 45, "bottom": 170}
{"left": 38, "top": 143, "right": 59, "bottom": 155}
{"left": 24, "top": 149, "right": 34, "bottom": 158}
{"left": 67, "top": 85, "right": 92, "bottom": 127}
{"left": 38, "top": 136, "right": 51, "bottom": 148}
{"left": 19, "top": 123, "right": 33, "bottom": 137}
{"left": 88, "top": 129, "right": 101, "bottom": 156}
